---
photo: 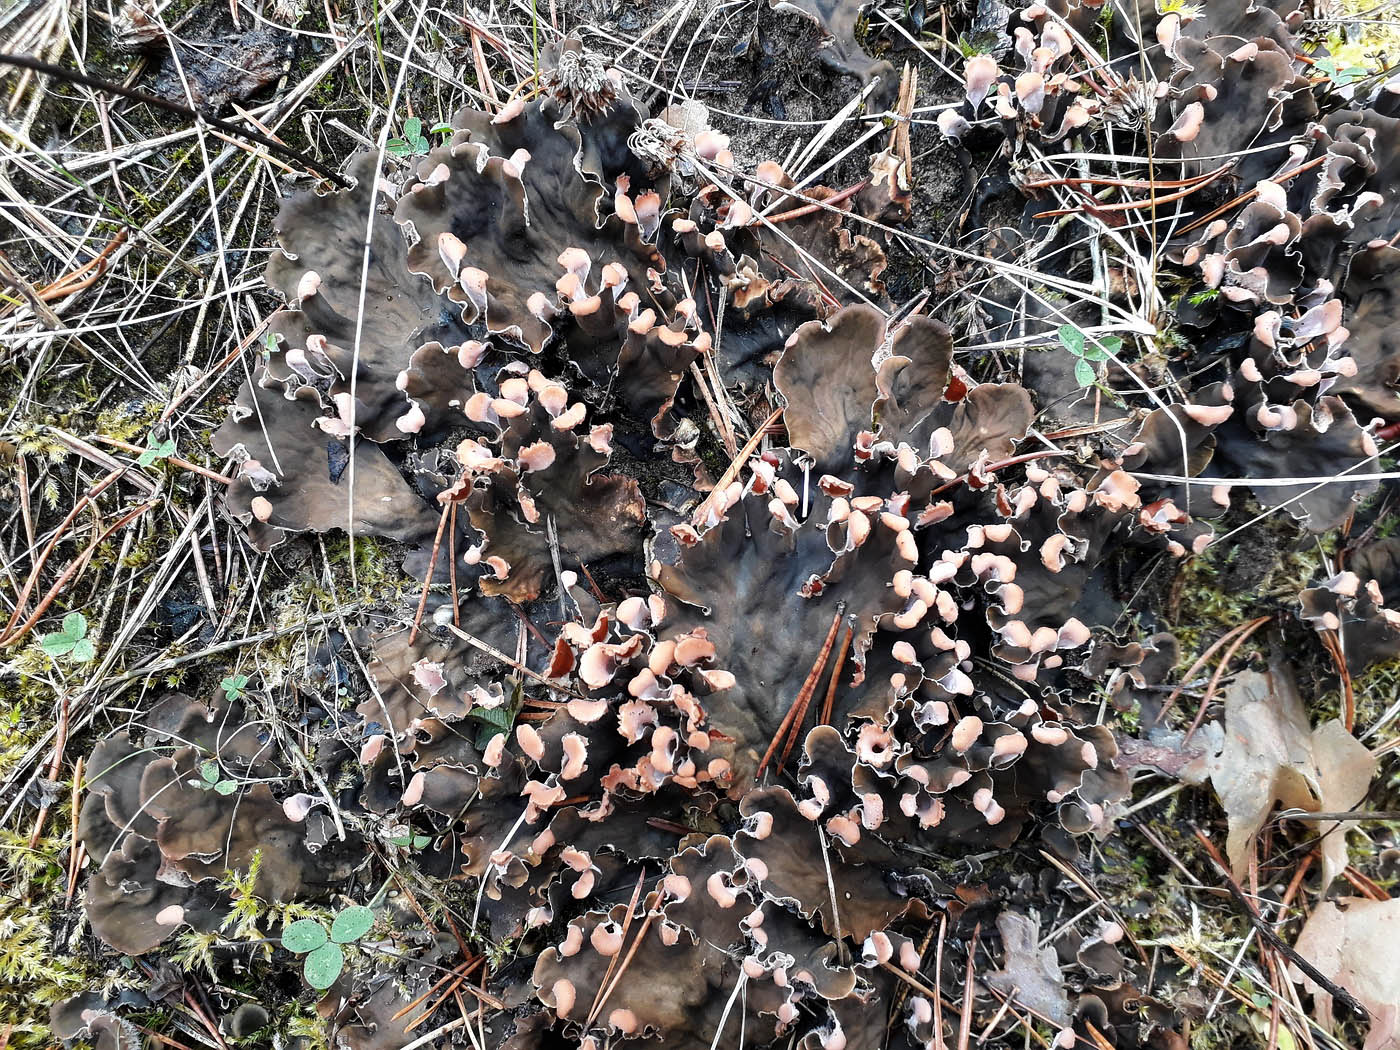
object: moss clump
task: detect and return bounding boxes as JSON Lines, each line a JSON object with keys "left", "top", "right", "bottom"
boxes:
{"left": 1168, "top": 531, "right": 1328, "bottom": 657}
{"left": 1315, "top": 654, "right": 1400, "bottom": 732}
{"left": 1324, "top": 0, "right": 1400, "bottom": 70}
{"left": 95, "top": 401, "right": 163, "bottom": 446}
{"left": 0, "top": 823, "right": 105, "bottom": 1046}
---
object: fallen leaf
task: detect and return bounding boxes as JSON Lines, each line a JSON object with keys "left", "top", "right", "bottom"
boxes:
{"left": 1187, "top": 664, "right": 1374, "bottom": 885}
{"left": 985, "top": 911, "right": 1071, "bottom": 1026}
{"left": 1290, "top": 897, "right": 1400, "bottom": 1050}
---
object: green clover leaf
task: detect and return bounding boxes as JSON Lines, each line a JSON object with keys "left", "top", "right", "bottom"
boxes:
{"left": 330, "top": 905, "right": 374, "bottom": 944}
{"left": 1080, "top": 335, "right": 1121, "bottom": 362}
{"left": 136, "top": 436, "right": 176, "bottom": 468}
{"left": 1057, "top": 324, "right": 1085, "bottom": 357}
{"left": 303, "top": 942, "right": 344, "bottom": 990}
{"left": 41, "top": 613, "right": 95, "bottom": 662}
{"left": 469, "top": 704, "right": 517, "bottom": 750}
{"left": 1317, "top": 58, "right": 1370, "bottom": 86}
{"left": 40, "top": 635, "right": 76, "bottom": 657}
{"left": 281, "top": 919, "right": 328, "bottom": 953}
{"left": 1074, "top": 359, "right": 1097, "bottom": 388}
{"left": 398, "top": 117, "right": 429, "bottom": 155}
{"left": 200, "top": 760, "right": 220, "bottom": 785}
{"left": 214, "top": 780, "right": 238, "bottom": 795}
{"left": 220, "top": 674, "right": 250, "bottom": 700}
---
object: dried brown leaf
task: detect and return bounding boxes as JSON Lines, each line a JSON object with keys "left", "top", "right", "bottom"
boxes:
{"left": 1290, "top": 897, "right": 1400, "bottom": 1050}
{"left": 1196, "top": 665, "right": 1374, "bottom": 884}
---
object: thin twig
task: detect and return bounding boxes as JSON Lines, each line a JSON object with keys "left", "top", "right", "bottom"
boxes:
{"left": 1191, "top": 827, "right": 1370, "bottom": 1022}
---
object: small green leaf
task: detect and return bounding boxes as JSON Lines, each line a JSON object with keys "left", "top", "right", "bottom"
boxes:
{"left": 42, "top": 612, "right": 89, "bottom": 657}
{"left": 470, "top": 704, "right": 516, "bottom": 750}
{"left": 137, "top": 437, "right": 176, "bottom": 468}
{"left": 1074, "top": 359, "right": 1097, "bottom": 388}
{"left": 282, "top": 918, "right": 328, "bottom": 953}
{"left": 403, "top": 116, "right": 422, "bottom": 140}
{"left": 330, "top": 905, "right": 374, "bottom": 944}
{"left": 1316, "top": 58, "right": 1370, "bottom": 86}
{"left": 220, "top": 674, "right": 249, "bottom": 699}
{"left": 413, "top": 833, "right": 430, "bottom": 848}
{"left": 430, "top": 122, "right": 453, "bottom": 135}
{"left": 40, "top": 634, "right": 76, "bottom": 657}
{"left": 412, "top": 136, "right": 429, "bottom": 155}
{"left": 1081, "top": 336, "right": 1120, "bottom": 362}
{"left": 1057, "top": 325, "right": 1085, "bottom": 357}
{"left": 200, "top": 760, "right": 220, "bottom": 784}
{"left": 303, "top": 942, "right": 345, "bottom": 989}
{"left": 214, "top": 780, "right": 238, "bottom": 795}
{"left": 385, "top": 138, "right": 409, "bottom": 156}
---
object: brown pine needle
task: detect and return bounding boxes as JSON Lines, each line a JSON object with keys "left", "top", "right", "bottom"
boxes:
{"left": 392, "top": 957, "right": 481, "bottom": 1024}
{"left": 1175, "top": 155, "right": 1327, "bottom": 236}
{"left": 1318, "top": 628, "right": 1356, "bottom": 731}
{"left": 1153, "top": 617, "right": 1259, "bottom": 727}
{"left": 402, "top": 965, "right": 481, "bottom": 1032}
{"left": 776, "top": 612, "right": 845, "bottom": 770}
{"left": 766, "top": 178, "right": 869, "bottom": 224}
{"left": 1183, "top": 615, "right": 1271, "bottom": 743}
{"left": 817, "top": 622, "right": 854, "bottom": 727}
{"left": 587, "top": 907, "right": 660, "bottom": 1029}
{"left": 933, "top": 913, "right": 949, "bottom": 1050}
{"left": 956, "top": 922, "right": 979, "bottom": 1050}
{"left": 410, "top": 496, "right": 455, "bottom": 644}
{"left": 585, "top": 871, "right": 648, "bottom": 1027}
{"left": 691, "top": 405, "right": 784, "bottom": 527}
{"left": 758, "top": 605, "right": 845, "bottom": 778}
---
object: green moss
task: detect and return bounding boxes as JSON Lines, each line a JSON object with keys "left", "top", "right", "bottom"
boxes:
{"left": 0, "top": 806, "right": 105, "bottom": 1045}
{"left": 95, "top": 402, "right": 161, "bottom": 445}
{"left": 0, "top": 898, "right": 88, "bottom": 1045}
{"left": 1316, "top": 654, "right": 1400, "bottom": 731}
{"left": 1168, "top": 536, "right": 1328, "bottom": 657}
{"left": 319, "top": 534, "right": 412, "bottom": 601}
{"left": 1326, "top": 0, "right": 1400, "bottom": 68}
{"left": 284, "top": 1003, "right": 333, "bottom": 1050}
